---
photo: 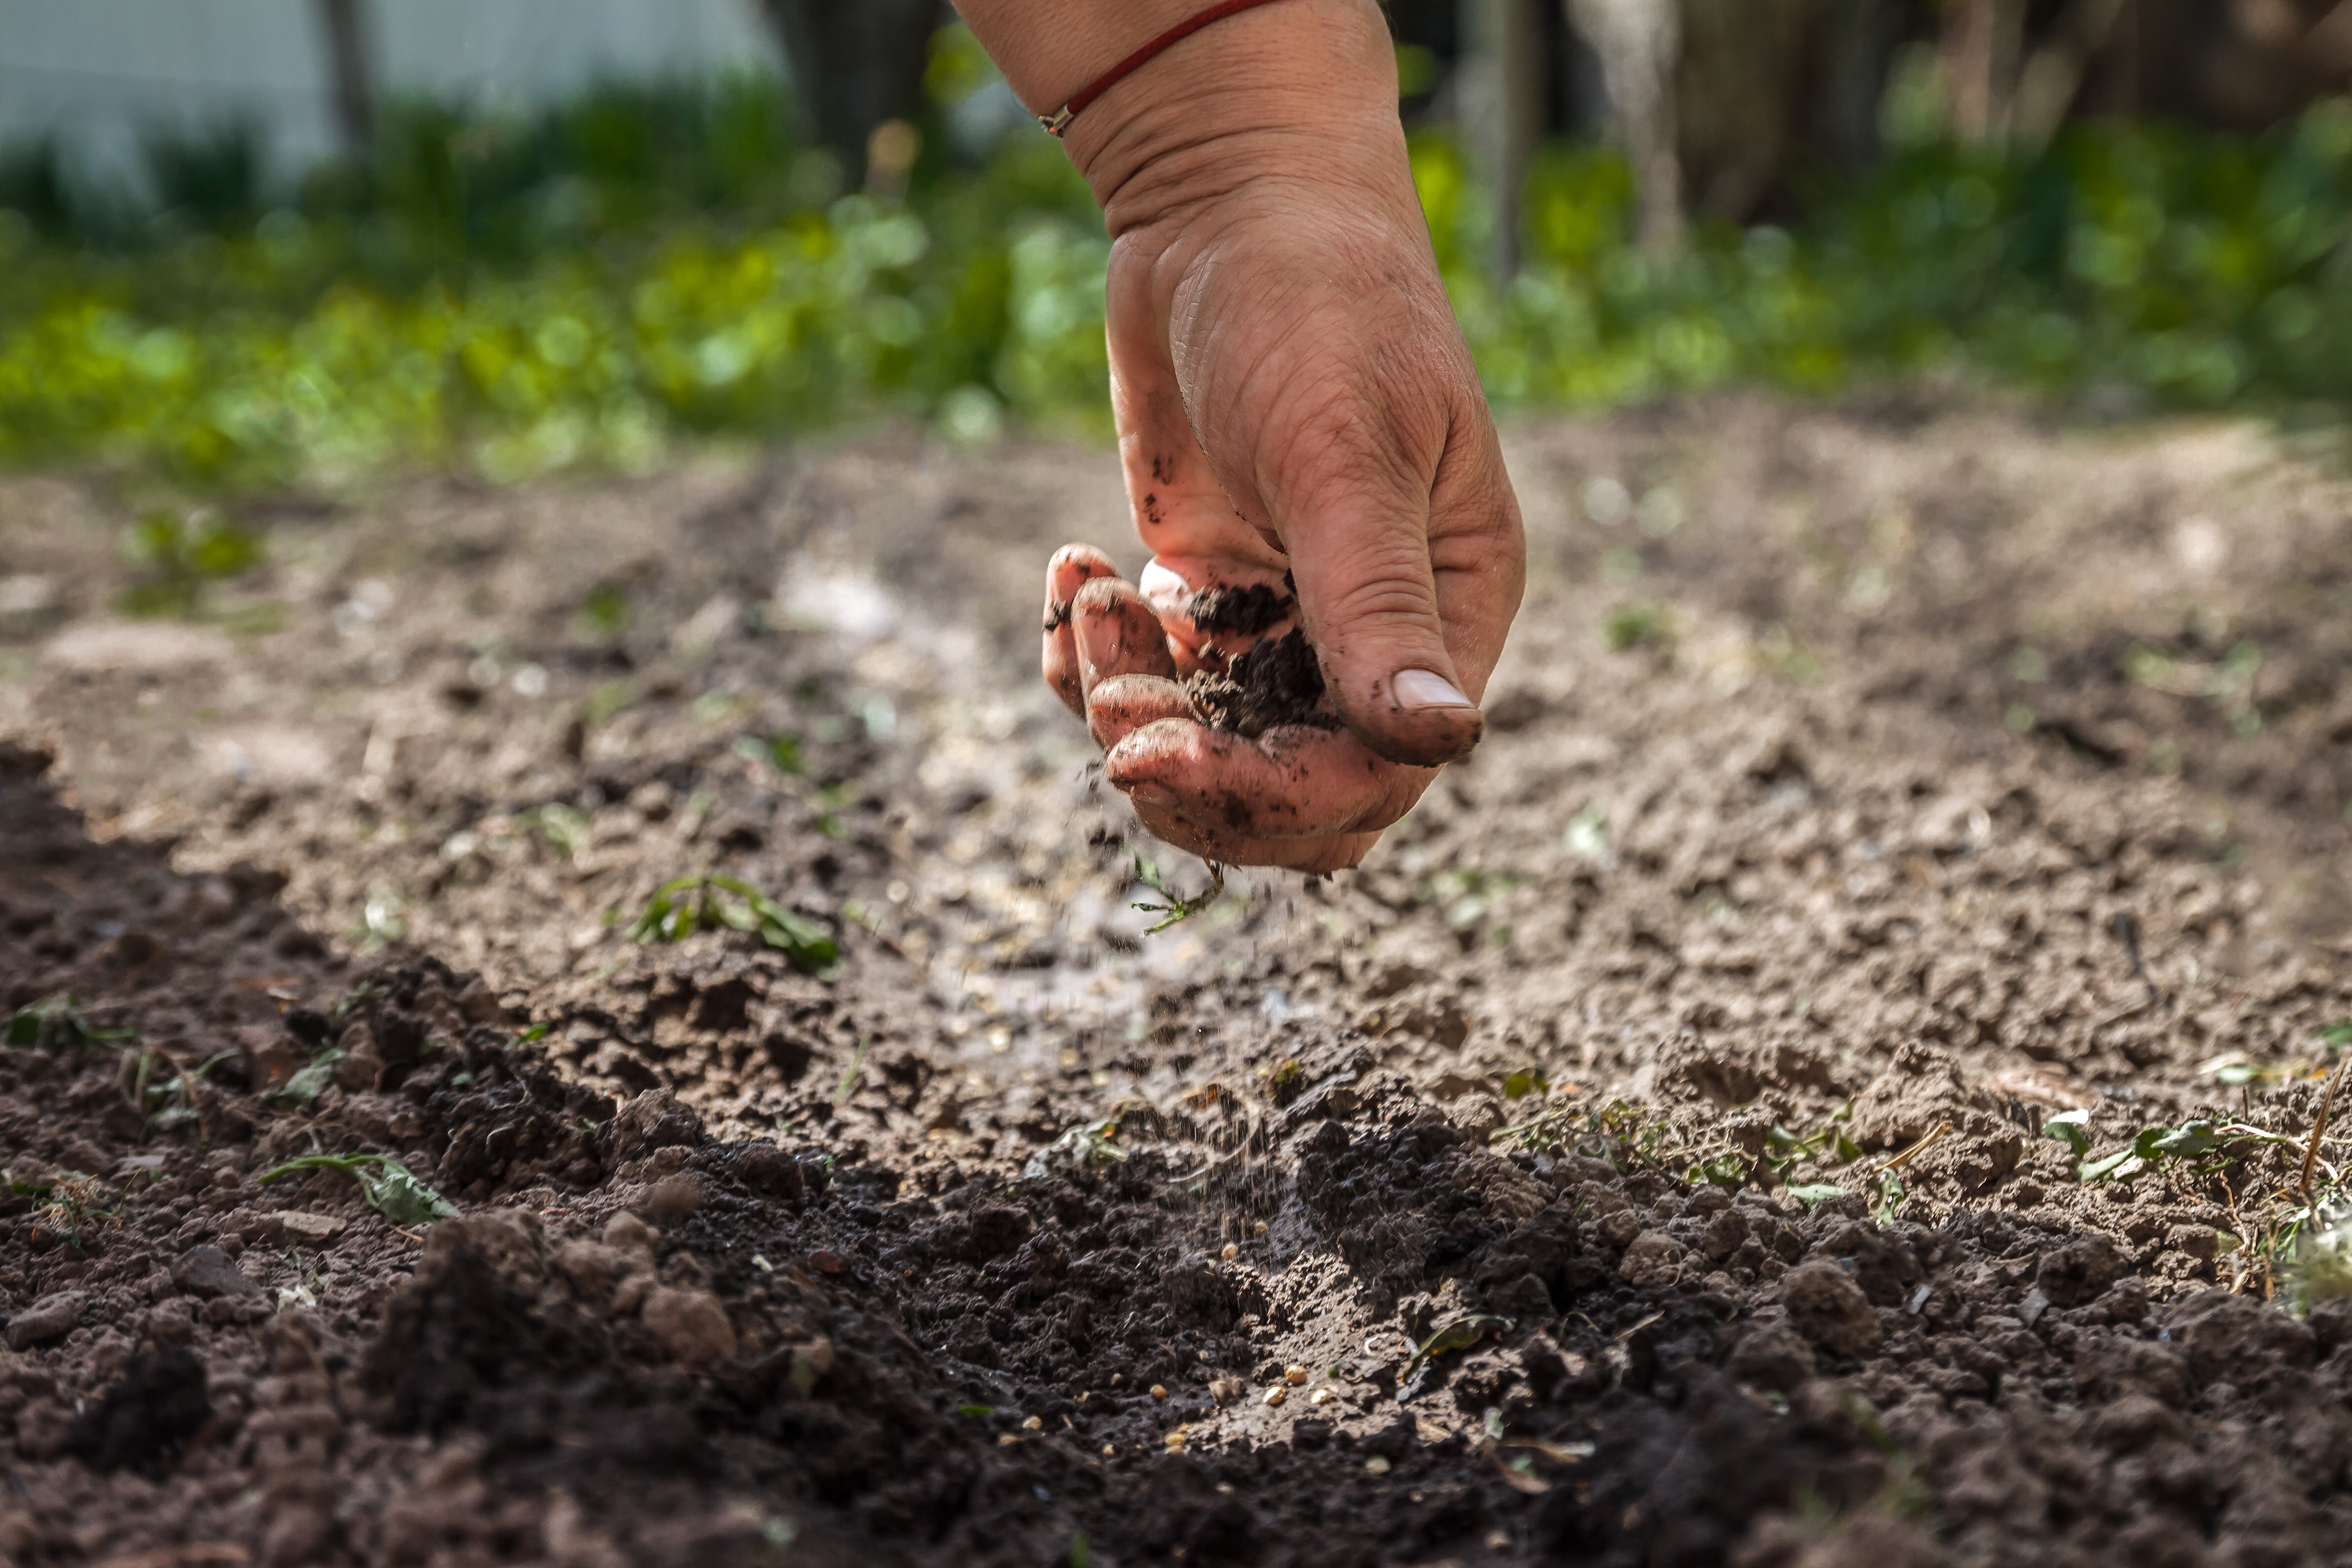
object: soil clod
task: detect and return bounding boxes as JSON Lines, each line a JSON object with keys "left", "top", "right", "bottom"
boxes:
{"left": 1184, "top": 627, "right": 1330, "bottom": 736}
{"left": 1186, "top": 582, "right": 1293, "bottom": 639}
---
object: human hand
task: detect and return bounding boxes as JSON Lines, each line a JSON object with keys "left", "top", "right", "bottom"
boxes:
{"left": 1034, "top": 0, "right": 1525, "bottom": 872}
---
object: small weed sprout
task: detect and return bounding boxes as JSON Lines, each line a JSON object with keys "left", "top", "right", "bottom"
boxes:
{"left": 7, "top": 1170, "right": 123, "bottom": 1251}
{"left": 5, "top": 994, "right": 135, "bottom": 1050}
{"left": 1130, "top": 852, "right": 1225, "bottom": 934}
{"left": 1601, "top": 601, "right": 1673, "bottom": 652}
{"left": 259, "top": 1153, "right": 457, "bottom": 1227}
{"left": 527, "top": 802, "right": 591, "bottom": 861}
{"left": 117, "top": 508, "right": 265, "bottom": 618}
{"left": 629, "top": 873, "right": 838, "bottom": 975}
{"left": 2286, "top": 1204, "right": 2352, "bottom": 1312}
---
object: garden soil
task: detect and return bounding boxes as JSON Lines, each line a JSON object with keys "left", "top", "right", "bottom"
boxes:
{"left": 3, "top": 393, "right": 2352, "bottom": 1568}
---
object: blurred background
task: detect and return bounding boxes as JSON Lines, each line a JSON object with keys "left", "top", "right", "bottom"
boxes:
{"left": 1, "top": 0, "right": 2350, "bottom": 488}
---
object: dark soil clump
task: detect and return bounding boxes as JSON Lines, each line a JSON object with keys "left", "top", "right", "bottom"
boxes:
{"left": 1187, "top": 581, "right": 1293, "bottom": 639}
{"left": 1185, "top": 627, "right": 1331, "bottom": 736}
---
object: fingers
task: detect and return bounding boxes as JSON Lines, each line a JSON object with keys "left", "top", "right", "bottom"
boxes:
{"left": 1089, "top": 679, "right": 1383, "bottom": 869}
{"left": 1043, "top": 544, "right": 1121, "bottom": 716}
{"left": 1085, "top": 673, "right": 1190, "bottom": 751}
{"left": 1258, "top": 373, "right": 1513, "bottom": 770}
{"left": 1105, "top": 717, "right": 1424, "bottom": 843}
{"left": 1072, "top": 578, "right": 1177, "bottom": 699}
{"left": 1130, "top": 797, "right": 1383, "bottom": 873}
{"left": 1106, "top": 236, "right": 1289, "bottom": 664}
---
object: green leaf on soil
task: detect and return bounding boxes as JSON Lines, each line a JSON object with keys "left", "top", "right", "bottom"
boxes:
{"left": 1399, "top": 1314, "right": 1513, "bottom": 1388}
{"left": 2042, "top": 1109, "right": 2091, "bottom": 1156}
{"left": 955, "top": 1404, "right": 994, "bottom": 1418}
{"left": 1562, "top": 804, "right": 1612, "bottom": 865}
{"left": 2286, "top": 1205, "right": 2352, "bottom": 1313}
{"left": 516, "top": 1022, "right": 551, "bottom": 1043}
{"left": 1021, "top": 1119, "right": 1127, "bottom": 1182}
{"left": 258, "top": 1153, "right": 459, "bottom": 1227}
{"left": 2323, "top": 1021, "right": 2352, "bottom": 1050}
{"left": 627, "top": 873, "right": 837, "bottom": 975}
{"left": 577, "top": 581, "right": 631, "bottom": 638}
{"left": 4, "top": 994, "right": 135, "bottom": 1050}
{"left": 2078, "top": 1149, "right": 2143, "bottom": 1182}
{"left": 116, "top": 509, "right": 266, "bottom": 619}
{"left": 1783, "top": 1183, "right": 1849, "bottom": 1208}
{"left": 1874, "top": 1169, "right": 1906, "bottom": 1226}
{"left": 1601, "top": 601, "right": 1672, "bottom": 651}
{"left": 1502, "top": 1069, "right": 1548, "bottom": 1101}
{"left": 268, "top": 1048, "right": 345, "bottom": 1106}
{"left": 583, "top": 679, "right": 639, "bottom": 727}
{"left": 529, "top": 803, "right": 591, "bottom": 860}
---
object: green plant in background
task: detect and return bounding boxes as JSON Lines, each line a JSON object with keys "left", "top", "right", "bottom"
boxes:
{"left": 2, "top": 39, "right": 2351, "bottom": 489}
{"left": 628, "top": 872, "right": 838, "bottom": 974}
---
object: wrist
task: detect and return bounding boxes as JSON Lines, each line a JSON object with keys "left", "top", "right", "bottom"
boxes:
{"left": 1067, "top": 0, "right": 1400, "bottom": 232}
{"left": 962, "top": 0, "right": 1403, "bottom": 236}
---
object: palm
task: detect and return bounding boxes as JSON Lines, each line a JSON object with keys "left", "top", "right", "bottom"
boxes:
{"left": 1041, "top": 161, "right": 1520, "bottom": 873}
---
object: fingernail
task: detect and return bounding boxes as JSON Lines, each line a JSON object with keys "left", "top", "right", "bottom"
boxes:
{"left": 1392, "top": 669, "right": 1472, "bottom": 710}
{"left": 1125, "top": 783, "right": 1179, "bottom": 810}
{"left": 1077, "top": 606, "right": 1123, "bottom": 671}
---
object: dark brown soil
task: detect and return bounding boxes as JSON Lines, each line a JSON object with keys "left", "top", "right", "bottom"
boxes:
{"left": 1187, "top": 582, "right": 1294, "bottom": 640}
{"left": 4, "top": 398, "right": 2352, "bottom": 1568}
{"left": 1185, "top": 628, "right": 1332, "bottom": 737}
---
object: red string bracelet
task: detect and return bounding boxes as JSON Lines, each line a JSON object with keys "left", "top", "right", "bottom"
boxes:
{"left": 1039, "top": 0, "right": 1298, "bottom": 137}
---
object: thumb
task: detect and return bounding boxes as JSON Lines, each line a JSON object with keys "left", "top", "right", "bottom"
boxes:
{"left": 1276, "top": 440, "right": 1484, "bottom": 770}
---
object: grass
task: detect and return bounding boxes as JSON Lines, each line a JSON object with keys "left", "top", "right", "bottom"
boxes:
{"left": 258, "top": 1151, "right": 458, "bottom": 1227}
{"left": 2, "top": 44, "right": 2350, "bottom": 492}
{"left": 3, "top": 993, "right": 134, "bottom": 1050}
{"left": 628, "top": 871, "right": 838, "bottom": 974}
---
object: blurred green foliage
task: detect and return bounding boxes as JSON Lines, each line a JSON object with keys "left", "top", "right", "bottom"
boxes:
{"left": 1, "top": 38, "right": 2349, "bottom": 491}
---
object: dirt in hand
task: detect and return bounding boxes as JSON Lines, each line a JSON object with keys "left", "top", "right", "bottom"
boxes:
{"left": 5, "top": 402, "right": 2352, "bottom": 1567}
{"left": 1186, "top": 581, "right": 1293, "bottom": 639}
{"left": 1184, "top": 627, "right": 1332, "bottom": 737}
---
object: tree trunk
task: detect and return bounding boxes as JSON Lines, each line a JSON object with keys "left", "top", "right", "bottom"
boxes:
{"left": 756, "top": 0, "right": 942, "bottom": 187}
{"left": 1564, "top": 0, "right": 1684, "bottom": 254}
{"left": 1944, "top": 0, "right": 2028, "bottom": 143}
{"left": 314, "top": 0, "right": 375, "bottom": 156}
{"left": 1461, "top": 0, "right": 1548, "bottom": 275}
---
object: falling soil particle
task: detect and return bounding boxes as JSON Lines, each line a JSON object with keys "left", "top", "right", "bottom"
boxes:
{"left": 1184, "top": 627, "right": 1332, "bottom": 736}
{"left": 1186, "top": 582, "right": 1293, "bottom": 639}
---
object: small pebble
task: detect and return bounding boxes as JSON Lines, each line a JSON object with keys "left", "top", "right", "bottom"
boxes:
{"left": 1221, "top": 1243, "right": 1238, "bottom": 1260}
{"left": 1282, "top": 1365, "right": 1308, "bottom": 1385}
{"left": 1262, "top": 1386, "right": 1286, "bottom": 1407}
{"left": 1074, "top": 1391, "right": 1088, "bottom": 1403}
{"left": 1022, "top": 1415, "right": 1043, "bottom": 1430}
{"left": 1365, "top": 1456, "right": 1392, "bottom": 1475}
{"left": 998, "top": 1433, "right": 1019, "bottom": 1447}
{"left": 1149, "top": 1384, "right": 1168, "bottom": 1400}
{"left": 1310, "top": 1387, "right": 1334, "bottom": 1405}
{"left": 1102, "top": 1444, "right": 1116, "bottom": 1456}
{"left": 1252, "top": 1221, "right": 1268, "bottom": 1236}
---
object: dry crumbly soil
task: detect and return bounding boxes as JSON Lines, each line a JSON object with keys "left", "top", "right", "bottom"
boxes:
{"left": 2, "top": 394, "right": 2352, "bottom": 1568}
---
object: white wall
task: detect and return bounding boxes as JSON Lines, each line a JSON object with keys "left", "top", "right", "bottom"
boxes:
{"left": 0, "top": 0, "right": 779, "bottom": 196}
